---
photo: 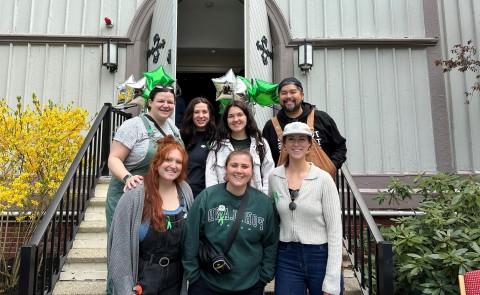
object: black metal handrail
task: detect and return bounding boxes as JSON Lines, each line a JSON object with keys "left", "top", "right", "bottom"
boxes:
{"left": 18, "top": 103, "right": 131, "bottom": 295}
{"left": 337, "top": 166, "right": 394, "bottom": 295}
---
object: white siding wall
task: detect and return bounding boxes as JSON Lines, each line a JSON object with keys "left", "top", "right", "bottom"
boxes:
{"left": 0, "top": 0, "right": 143, "bottom": 36}
{"left": 292, "top": 48, "right": 436, "bottom": 174}
{"left": 439, "top": 0, "right": 480, "bottom": 172}
{"left": 276, "top": 0, "right": 426, "bottom": 38}
{"left": 0, "top": 43, "right": 129, "bottom": 117}
{"left": 0, "top": 0, "right": 145, "bottom": 118}
{"left": 274, "top": 0, "right": 436, "bottom": 174}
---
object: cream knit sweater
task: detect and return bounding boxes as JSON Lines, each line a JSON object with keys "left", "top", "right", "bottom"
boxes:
{"left": 268, "top": 164, "right": 342, "bottom": 295}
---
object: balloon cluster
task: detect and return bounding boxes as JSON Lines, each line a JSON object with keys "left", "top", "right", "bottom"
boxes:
{"left": 116, "top": 66, "right": 174, "bottom": 108}
{"left": 211, "top": 69, "right": 279, "bottom": 114}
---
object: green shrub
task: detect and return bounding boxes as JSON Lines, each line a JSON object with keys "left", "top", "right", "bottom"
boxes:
{"left": 376, "top": 173, "right": 480, "bottom": 295}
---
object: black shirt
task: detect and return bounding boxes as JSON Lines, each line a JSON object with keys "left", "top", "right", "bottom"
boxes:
{"left": 186, "top": 132, "right": 210, "bottom": 198}
{"left": 230, "top": 137, "right": 251, "bottom": 152}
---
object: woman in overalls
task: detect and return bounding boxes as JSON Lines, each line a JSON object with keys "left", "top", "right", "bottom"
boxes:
{"left": 106, "top": 85, "right": 183, "bottom": 233}
{"left": 108, "top": 136, "right": 194, "bottom": 295}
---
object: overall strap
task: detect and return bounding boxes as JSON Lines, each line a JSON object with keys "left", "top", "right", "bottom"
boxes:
{"left": 143, "top": 114, "right": 167, "bottom": 137}
{"left": 224, "top": 192, "right": 250, "bottom": 254}
{"left": 140, "top": 115, "right": 154, "bottom": 136}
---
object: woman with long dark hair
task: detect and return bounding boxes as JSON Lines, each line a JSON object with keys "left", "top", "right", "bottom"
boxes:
{"left": 108, "top": 136, "right": 193, "bottom": 295}
{"left": 205, "top": 100, "right": 274, "bottom": 194}
{"left": 269, "top": 122, "right": 343, "bottom": 295}
{"left": 180, "top": 97, "right": 216, "bottom": 198}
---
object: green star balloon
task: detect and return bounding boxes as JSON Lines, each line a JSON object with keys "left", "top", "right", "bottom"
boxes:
{"left": 250, "top": 79, "right": 279, "bottom": 106}
{"left": 142, "top": 66, "right": 174, "bottom": 99}
{"left": 141, "top": 87, "right": 151, "bottom": 99}
{"left": 237, "top": 76, "right": 257, "bottom": 99}
{"left": 144, "top": 66, "right": 174, "bottom": 90}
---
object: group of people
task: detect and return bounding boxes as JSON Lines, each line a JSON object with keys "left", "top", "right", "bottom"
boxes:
{"left": 106, "top": 77, "right": 347, "bottom": 295}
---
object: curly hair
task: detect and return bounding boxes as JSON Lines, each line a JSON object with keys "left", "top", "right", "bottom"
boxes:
{"left": 213, "top": 100, "right": 265, "bottom": 164}
{"left": 142, "top": 135, "right": 188, "bottom": 231}
{"left": 180, "top": 97, "right": 216, "bottom": 150}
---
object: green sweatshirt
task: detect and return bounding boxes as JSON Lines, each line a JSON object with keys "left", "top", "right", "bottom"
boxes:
{"left": 182, "top": 183, "right": 278, "bottom": 293}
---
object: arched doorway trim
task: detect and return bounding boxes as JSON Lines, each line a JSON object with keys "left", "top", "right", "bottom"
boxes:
{"left": 126, "top": 0, "right": 294, "bottom": 80}
{"left": 265, "top": 0, "right": 292, "bottom": 46}
{"left": 125, "top": 0, "right": 155, "bottom": 77}
{"left": 265, "top": 0, "right": 295, "bottom": 80}
{"left": 126, "top": 0, "right": 155, "bottom": 42}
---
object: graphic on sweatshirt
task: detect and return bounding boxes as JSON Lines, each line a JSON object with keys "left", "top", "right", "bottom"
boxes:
{"left": 207, "top": 206, "right": 265, "bottom": 231}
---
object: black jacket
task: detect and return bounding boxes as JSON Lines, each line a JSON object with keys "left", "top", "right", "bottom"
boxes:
{"left": 262, "top": 102, "right": 347, "bottom": 168}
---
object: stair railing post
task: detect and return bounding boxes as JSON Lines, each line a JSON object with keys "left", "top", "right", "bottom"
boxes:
{"left": 376, "top": 240, "right": 394, "bottom": 294}
{"left": 101, "top": 103, "right": 112, "bottom": 176}
{"left": 19, "top": 244, "right": 37, "bottom": 295}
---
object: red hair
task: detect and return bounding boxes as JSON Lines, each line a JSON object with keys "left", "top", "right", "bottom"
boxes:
{"left": 142, "top": 135, "right": 188, "bottom": 231}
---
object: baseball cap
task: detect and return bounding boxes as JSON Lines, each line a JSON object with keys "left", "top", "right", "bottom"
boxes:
{"left": 277, "top": 77, "right": 303, "bottom": 93}
{"left": 282, "top": 122, "right": 313, "bottom": 137}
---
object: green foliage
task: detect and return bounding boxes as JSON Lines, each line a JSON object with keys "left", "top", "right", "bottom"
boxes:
{"left": 378, "top": 174, "right": 480, "bottom": 295}
{"left": 435, "top": 40, "right": 480, "bottom": 103}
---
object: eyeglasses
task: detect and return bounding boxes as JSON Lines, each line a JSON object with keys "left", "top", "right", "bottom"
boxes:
{"left": 289, "top": 189, "right": 299, "bottom": 211}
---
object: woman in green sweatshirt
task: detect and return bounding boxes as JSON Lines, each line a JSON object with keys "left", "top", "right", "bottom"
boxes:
{"left": 183, "top": 150, "right": 278, "bottom": 295}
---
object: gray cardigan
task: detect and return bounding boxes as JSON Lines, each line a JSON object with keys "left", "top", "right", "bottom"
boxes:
{"left": 107, "top": 181, "right": 193, "bottom": 295}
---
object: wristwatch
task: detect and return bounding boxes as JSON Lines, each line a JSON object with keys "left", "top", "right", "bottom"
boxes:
{"left": 122, "top": 174, "right": 132, "bottom": 184}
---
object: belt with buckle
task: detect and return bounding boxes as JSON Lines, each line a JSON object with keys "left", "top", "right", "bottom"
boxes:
{"left": 145, "top": 254, "right": 178, "bottom": 266}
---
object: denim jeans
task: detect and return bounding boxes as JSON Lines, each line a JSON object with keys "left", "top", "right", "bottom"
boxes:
{"left": 275, "top": 242, "right": 344, "bottom": 295}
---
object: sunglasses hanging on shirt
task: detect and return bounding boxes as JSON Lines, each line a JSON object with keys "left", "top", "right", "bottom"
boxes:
{"left": 289, "top": 189, "right": 299, "bottom": 211}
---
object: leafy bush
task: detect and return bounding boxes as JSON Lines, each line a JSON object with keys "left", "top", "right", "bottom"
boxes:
{"left": 0, "top": 95, "right": 88, "bottom": 292}
{"left": 435, "top": 40, "right": 480, "bottom": 103}
{"left": 377, "top": 173, "right": 480, "bottom": 295}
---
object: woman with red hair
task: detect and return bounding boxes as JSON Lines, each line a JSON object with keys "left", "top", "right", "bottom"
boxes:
{"left": 108, "top": 135, "right": 194, "bottom": 295}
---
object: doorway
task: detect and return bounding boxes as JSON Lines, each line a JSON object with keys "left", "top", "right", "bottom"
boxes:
{"left": 176, "top": 0, "right": 245, "bottom": 122}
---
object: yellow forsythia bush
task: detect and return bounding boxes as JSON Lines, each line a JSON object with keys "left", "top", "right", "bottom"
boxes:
{"left": 0, "top": 95, "right": 89, "bottom": 214}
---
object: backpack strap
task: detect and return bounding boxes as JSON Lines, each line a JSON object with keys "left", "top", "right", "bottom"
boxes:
{"left": 271, "top": 116, "right": 283, "bottom": 138}
{"left": 306, "top": 110, "right": 315, "bottom": 131}
{"left": 224, "top": 191, "right": 250, "bottom": 254}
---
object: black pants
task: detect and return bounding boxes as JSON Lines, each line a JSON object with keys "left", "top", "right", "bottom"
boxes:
{"left": 138, "top": 260, "right": 182, "bottom": 295}
{"left": 188, "top": 277, "right": 264, "bottom": 295}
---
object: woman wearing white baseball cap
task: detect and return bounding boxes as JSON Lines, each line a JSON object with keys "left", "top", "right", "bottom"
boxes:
{"left": 268, "top": 122, "right": 343, "bottom": 295}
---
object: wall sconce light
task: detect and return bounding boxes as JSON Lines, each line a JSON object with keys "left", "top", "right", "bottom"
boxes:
{"left": 102, "top": 39, "right": 118, "bottom": 73}
{"left": 298, "top": 40, "right": 313, "bottom": 73}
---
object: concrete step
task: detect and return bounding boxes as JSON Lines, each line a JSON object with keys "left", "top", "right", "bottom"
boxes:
{"left": 89, "top": 197, "right": 106, "bottom": 207}
{"left": 67, "top": 248, "right": 107, "bottom": 263}
{"left": 53, "top": 281, "right": 106, "bottom": 295}
{"left": 84, "top": 206, "right": 107, "bottom": 223}
{"left": 59, "top": 262, "right": 107, "bottom": 281}
{"left": 72, "top": 232, "right": 107, "bottom": 249}
{"left": 79, "top": 220, "right": 106, "bottom": 233}
{"left": 84, "top": 211, "right": 107, "bottom": 222}
{"left": 92, "top": 182, "right": 108, "bottom": 199}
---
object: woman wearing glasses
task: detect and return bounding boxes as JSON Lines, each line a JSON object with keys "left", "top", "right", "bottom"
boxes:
{"left": 205, "top": 100, "right": 274, "bottom": 194}
{"left": 183, "top": 150, "right": 278, "bottom": 294}
{"left": 180, "top": 97, "right": 216, "bottom": 198}
{"left": 108, "top": 136, "right": 193, "bottom": 295}
{"left": 268, "top": 122, "right": 343, "bottom": 295}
